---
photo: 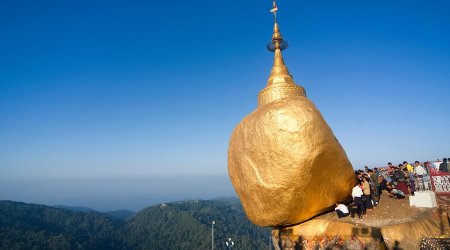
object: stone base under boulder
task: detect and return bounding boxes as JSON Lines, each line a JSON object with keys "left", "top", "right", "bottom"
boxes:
{"left": 271, "top": 193, "right": 450, "bottom": 249}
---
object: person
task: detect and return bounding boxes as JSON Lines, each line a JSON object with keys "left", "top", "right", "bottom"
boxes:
{"left": 368, "top": 169, "right": 381, "bottom": 201}
{"left": 387, "top": 162, "right": 394, "bottom": 170}
{"left": 414, "top": 161, "right": 427, "bottom": 177}
{"left": 356, "top": 170, "right": 364, "bottom": 181}
{"left": 379, "top": 175, "right": 387, "bottom": 191}
{"left": 433, "top": 160, "right": 443, "bottom": 171}
{"left": 384, "top": 164, "right": 393, "bottom": 183}
{"left": 352, "top": 180, "right": 365, "bottom": 218}
{"left": 362, "top": 176, "right": 373, "bottom": 210}
{"left": 406, "top": 168, "right": 416, "bottom": 195}
{"left": 439, "top": 158, "right": 448, "bottom": 172}
{"left": 392, "top": 165, "right": 405, "bottom": 182}
{"left": 386, "top": 182, "right": 405, "bottom": 199}
{"left": 386, "top": 181, "right": 395, "bottom": 197}
{"left": 425, "top": 161, "right": 436, "bottom": 173}
{"left": 414, "top": 161, "right": 427, "bottom": 191}
{"left": 348, "top": 202, "right": 359, "bottom": 219}
{"left": 335, "top": 203, "right": 349, "bottom": 218}
{"left": 394, "top": 165, "right": 409, "bottom": 194}
{"left": 403, "top": 161, "right": 414, "bottom": 173}
{"left": 392, "top": 188, "right": 406, "bottom": 199}
{"left": 374, "top": 167, "right": 380, "bottom": 178}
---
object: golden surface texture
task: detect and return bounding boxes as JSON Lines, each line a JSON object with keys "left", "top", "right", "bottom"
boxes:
{"left": 228, "top": 96, "right": 355, "bottom": 226}
{"left": 228, "top": 20, "right": 355, "bottom": 226}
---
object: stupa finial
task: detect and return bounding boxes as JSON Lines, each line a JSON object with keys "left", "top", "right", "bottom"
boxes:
{"left": 267, "top": 0, "right": 286, "bottom": 52}
{"left": 270, "top": 0, "right": 279, "bottom": 24}
{"left": 258, "top": 0, "right": 306, "bottom": 107}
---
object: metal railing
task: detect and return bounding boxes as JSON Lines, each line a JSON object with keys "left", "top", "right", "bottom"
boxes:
{"left": 430, "top": 172, "right": 450, "bottom": 195}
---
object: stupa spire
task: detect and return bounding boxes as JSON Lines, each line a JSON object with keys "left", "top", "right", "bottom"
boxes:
{"left": 258, "top": 0, "right": 306, "bottom": 107}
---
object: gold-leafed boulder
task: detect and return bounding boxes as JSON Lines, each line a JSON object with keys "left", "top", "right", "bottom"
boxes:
{"left": 227, "top": 6, "right": 356, "bottom": 227}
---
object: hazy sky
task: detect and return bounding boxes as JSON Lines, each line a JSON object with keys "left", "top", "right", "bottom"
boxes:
{"left": 1, "top": 0, "right": 449, "bottom": 210}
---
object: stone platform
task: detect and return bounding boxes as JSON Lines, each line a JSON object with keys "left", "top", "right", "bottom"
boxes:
{"left": 272, "top": 192, "right": 450, "bottom": 249}
{"left": 409, "top": 191, "right": 437, "bottom": 208}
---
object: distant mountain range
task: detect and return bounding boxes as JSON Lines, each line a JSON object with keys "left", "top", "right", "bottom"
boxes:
{"left": 53, "top": 205, "right": 135, "bottom": 220}
{"left": 52, "top": 205, "right": 96, "bottom": 212}
{"left": 0, "top": 197, "right": 270, "bottom": 250}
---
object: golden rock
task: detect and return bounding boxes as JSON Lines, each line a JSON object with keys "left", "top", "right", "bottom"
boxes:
{"left": 227, "top": 12, "right": 356, "bottom": 227}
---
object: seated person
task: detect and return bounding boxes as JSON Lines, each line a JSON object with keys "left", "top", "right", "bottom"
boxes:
{"left": 386, "top": 182, "right": 395, "bottom": 197}
{"left": 379, "top": 175, "right": 387, "bottom": 191}
{"left": 385, "top": 182, "right": 406, "bottom": 199}
{"left": 335, "top": 203, "right": 349, "bottom": 218}
{"left": 392, "top": 189, "right": 405, "bottom": 199}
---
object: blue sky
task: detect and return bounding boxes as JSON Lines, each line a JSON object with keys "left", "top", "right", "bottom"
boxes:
{"left": 1, "top": 0, "right": 449, "bottom": 210}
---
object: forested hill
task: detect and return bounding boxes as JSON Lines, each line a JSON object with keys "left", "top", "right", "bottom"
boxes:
{"left": 0, "top": 201, "right": 127, "bottom": 249}
{"left": 0, "top": 198, "right": 270, "bottom": 250}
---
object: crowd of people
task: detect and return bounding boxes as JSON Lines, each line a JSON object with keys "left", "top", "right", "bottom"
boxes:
{"left": 335, "top": 158, "right": 450, "bottom": 219}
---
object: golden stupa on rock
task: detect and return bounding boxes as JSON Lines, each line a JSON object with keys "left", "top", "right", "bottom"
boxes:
{"left": 228, "top": 1, "right": 356, "bottom": 227}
